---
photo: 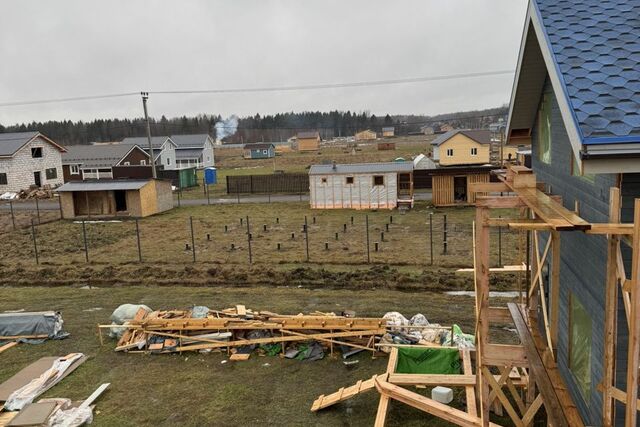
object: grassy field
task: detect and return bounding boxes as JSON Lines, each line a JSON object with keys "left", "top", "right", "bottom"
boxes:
{"left": 0, "top": 202, "right": 525, "bottom": 289}
{"left": 178, "top": 136, "right": 431, "bottom": 199}
{"left": 0, "top": 286, "right": 516, "bottom": 426}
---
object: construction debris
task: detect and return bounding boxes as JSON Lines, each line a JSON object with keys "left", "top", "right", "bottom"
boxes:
{"left": 100, "top": 305, "right": 388, "bottom": 357}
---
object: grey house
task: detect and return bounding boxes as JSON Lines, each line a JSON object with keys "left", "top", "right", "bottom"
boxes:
{"left": 170, "top": 134, "right": 215, "bottom": 169}
{"left": 507, "top": 0, "right": 640, "bottom": 425}
{"left": 0, "top": 131, "right": 66, "bottom": 193}
{"left": 120, "top": 136, "right": 177, "bottom": 170}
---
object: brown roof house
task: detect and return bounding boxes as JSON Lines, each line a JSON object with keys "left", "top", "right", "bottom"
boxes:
{"left": 296, "top": 131, "right": 320, "bottom": 151}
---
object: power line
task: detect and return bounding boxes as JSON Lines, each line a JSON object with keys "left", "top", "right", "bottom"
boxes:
{"left": 150, "top": 70, "right": 514, "bottom": 95}
{"left": 0, "top": 70, "right": 513, "bottom": 108}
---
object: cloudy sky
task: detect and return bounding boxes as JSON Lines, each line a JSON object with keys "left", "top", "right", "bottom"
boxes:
{"left": 0, "top": 0, "right": 527, "bottom": 125}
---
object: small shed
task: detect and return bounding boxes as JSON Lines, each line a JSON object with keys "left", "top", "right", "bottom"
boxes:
{"left": 309, "top": 162, "right": 413, "bottom": 210}
{"left": 426, "top": 164, "right": 495, "bottom": 206}
{"left": 382, "top": 127, "right": 395, "bottom": 137}
{"left": 243, "top": 143, "right": 275, "bottom": 159}
{"left": 296, "top": 131, "right": 321, "bottom": 151}
{"left": 56, "top": 179, "right": 173, "bottom": 218}
{"left": 355, "top": 130, "right": 377, "bottom": 141}
{"left": 377, "top": 142, "right": 396, "bottom": 151}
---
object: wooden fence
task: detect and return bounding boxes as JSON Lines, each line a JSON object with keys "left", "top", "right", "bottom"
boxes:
{"left": 226, "top": 173, "right": 309, "bottom": 194}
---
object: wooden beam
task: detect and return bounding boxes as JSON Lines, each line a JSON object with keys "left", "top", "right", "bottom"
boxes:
{"left": 625, "top": 198, "right": 640, "bottom": 426}
{"left": 475, "top": 206, "right": 491, "bottom": 426}
{"left": 550, "top": 230, "right": 560, "bottom": 349}
{"left": 469, "top": 182, "right": 510, "bottom": 193}
{"left": 487, "top": 307, "right": 515, "bottom": 324}
{"left": 586, "top": 223, "right": 634, "bottom": 235}
{"left": 475, "top": 196, "right": 527, "bottom": 209}
{"left": 457, "top": 265, "right": 527, "bottom": 274}
{"left": 516, "top": 188, "right": 591, "bottom": 231}
{"left": 483, "top": 344, "right": 528, "bottom": 367}
{"left": 462, "top": 349, "right": 478, "bottom": 418}
{"left": 388, "top": 374, "right": 476, "bottom": 386}
{"left": 482, "top": 366, "right": 524, "bottom": 427}
{"left": 374, "top": 348, "right": 398, "bottom": 427}
{"left": 603, "top": 187, "right": 621, "bottom": 426}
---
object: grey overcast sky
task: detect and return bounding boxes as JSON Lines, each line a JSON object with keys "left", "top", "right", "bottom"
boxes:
{"left": 0, "top": 0, "right": 528, "bottom": 125}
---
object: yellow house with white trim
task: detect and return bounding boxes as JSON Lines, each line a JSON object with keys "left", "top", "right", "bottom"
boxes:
{"left": 431, "top": 130, "right": 491, "bottom": 166}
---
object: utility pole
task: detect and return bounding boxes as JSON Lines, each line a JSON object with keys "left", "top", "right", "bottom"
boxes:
{"left": 141, "top": 92, "right": 157, "bottom": 179}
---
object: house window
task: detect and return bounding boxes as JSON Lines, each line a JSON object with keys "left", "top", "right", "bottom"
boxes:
{"left": 124, "top": 161, "right": 131, "bottom": 166}
{"left": 207, "top": 156, "right": 211, "bottom": 162}
{"left": 70, "top": 165, "right": 80, "bottom": 175}
{"left": 45, "top": 167, "right": 57, "bottom": 179}
{"left": 471, "top": 147, "right": 478, "bottom": 156}
{"left": 31, "top": 147, "right": 42, "bottom": 158}
{"left": 140, "top": 160, "right": 146, "bottom": 165}
{"left": 346, "top": 176, "right": 354, "bottom": 184}
{"left": 373, "top": 175, "right": 384, "bottom": 186}
{"left": 569, "top": 293, "right": 592, "bottom": 400}
{"left": 446, "top": 149, "right": 454, "bottom": 157}
{"left": 0, "top": 173, "right": 7, "bottom": 185}
{"left": 263, "top": 150, "right": 268, "bottom": 155}
{"left": 321, "top": 177, "right": 328, "bottom": 184}
{"left": 167, "top": 157, "right": 171, "bottom": 166}
{"left": 571, "top": 156, "right": 595, "bottom": 183}
{"left": 538, "top": 93, "right": 552, "bottom": 164}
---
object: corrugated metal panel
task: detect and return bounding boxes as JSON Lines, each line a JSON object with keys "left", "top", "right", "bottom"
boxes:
{"left": 310, "top": 172, "right": 398, "bottom": 209}
{"left": 309, "top": 162, "right": 413, "bottom": 175}
{"left": 56, "top": 179, "right": 151, "bottom": 192}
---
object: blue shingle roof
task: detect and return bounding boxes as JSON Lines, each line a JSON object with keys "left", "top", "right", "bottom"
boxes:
{"left": 535, "top": 0, "right": 640, "bottom": 142}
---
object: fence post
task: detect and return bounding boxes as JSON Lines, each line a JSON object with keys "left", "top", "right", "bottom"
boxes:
{"left": 206, "top": 184, "right": 211, "bottom": 205}
{"left": 443, "top": 214, "right": 448, "bottom": 255}
{"left": 31, "top": 219, "right": 39, "bottom": 265}
{"left": 365, "top": 214, "right": 370, "bottom": 263}
{"left": 236, "top": 182, "right": 240, "bottom": 204}
{"left": 9, "top": 201, "right": 15, "bottom": 230}
{"left": 82, "top": 220, "right": 89, "bottom": 262}
{"left": 177, "top": 189, "right": 181, "bottom": 208}
{"left": 498, "top": 215, "right": 502, "bottom": 266}
{"left": 189, "top": 216, "right": 196, "bottom": 262}
{"left": 135, "top": 218, "right": 142, "bottom": 262}
{"left": 429, "top": 212, "right": 434, "bottom": 265}
{"left": 246, "top": 215, "right": 252, "bottom": 264}
{"left": 304, "top": 215, "right": 310, "bottom": 262}
{"left": 35, "top": 198, "right": 41, "bottom": 224}
{"left": 58, "top": 196, "right": 63, "bottom": 219}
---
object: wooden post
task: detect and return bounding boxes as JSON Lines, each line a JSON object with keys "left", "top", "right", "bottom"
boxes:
{"left": 603, "top": 187, "right": 620, "bottom": 426}
{"left": 304, "top": 216, "right": 309, "bottom": 262}
{"left": 135, "top": 218, "right": 142, "bottom": 263}
{"left": 35, "top": 197, "right": 41, "bottom": 224}
{"left": 475, "top": 206, "right": 491, "bottom": 426}
{"left": 443, "top": 214, "right": 448, "bottom": 255}
{"left": 82, "top": 219, "right": 89, "bottom": 262}
{"left": 31, "top": 219, "right": 39, "bottom": 265}
{"left": 246, "top": 215, "right": 252, "bottom": 264}
{"left": 625, "top": 198, "right": 640, "bottom": 426}
{"left": 189, "top": 216, "right": 196, "bottom": 263}
{"left": 429, "top": 212, "right": 434, "bottom": 265}
{"left": 9, "top": 201, "right": 15, "bottom": 230}
{"left": 550, "top": 230, "right": 560, "bottom": 350}
{"left": 58, "top": 195, "right": 63, "bottom": 219}
{"left": 365, "top": 214, "right": 370, "bottom": 264}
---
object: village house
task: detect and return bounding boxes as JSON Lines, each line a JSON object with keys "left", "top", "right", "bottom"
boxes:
{"left": 431, "top": 129, "right": 492, "bottom": 166}
{"left": 381, "top": 127, "right": 395, "bottom": 137}
{"left": 354, "top": 129, "right": 377, "bottom": 141}
{"left": 0, "top": 131, "right": 66, "bottom": 193}
{"left": 170, "top": 134, "right": 215, "bottom": 169}
{"left": 243, "top": 143, "right": 275, "bottom": 159}
{"left": 504, "top": 0, "right": 640, "bottom": 424}
{"left": 296, "top": 131, "right": 320, "bottom": 151}
{"left": 62, "top": 144, "right": 151, "bottom": 182}
{"left": 57, "top": 178, "right": 173, "bottom": 218}
{"left": 420, "top": 125, "right": 435, "bottom": 135}
{"left": 309, "top": 162, "right": 413, "bottom": 210}
{"left": 120, "top": 136, "right": 178, "bottom": 171}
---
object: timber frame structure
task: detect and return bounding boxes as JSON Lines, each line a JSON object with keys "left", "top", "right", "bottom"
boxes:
{"left": 471, "top": 165, "right": 640, "bottom": 426}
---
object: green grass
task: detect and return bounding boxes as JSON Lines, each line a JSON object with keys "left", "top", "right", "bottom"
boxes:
{"left": 0, "top": 286, "right": 515, "bottom": 426}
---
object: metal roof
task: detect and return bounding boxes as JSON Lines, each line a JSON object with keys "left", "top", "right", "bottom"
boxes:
{"left": 0, "top": 131, "right": 65, "bottom": 157}
{"left": 382, "top": 127, "right": 395, "bottom": 131}
{"left": 120, "top": 136, "right": 171, "bottom": 148}
{"left": 62, "top": 144, "right": 143, "bottom": 167}
{"left": 536, "top": 0, "right": 640, "bottom": 142}
{"left": 297, "top": 131, "right": 319, "bottom": 139}
{"left": 309, "top": 162, "right": 413, "bottom": 175}
{"left": 175, "top": 148, "right": 203, "bottom": 159}
{"left": 56, "top": 179, "right": 152, "bottom": 192}
{"left": 244, "top": 143, "right": 274, "bottom": 150}
{"left": 431, "top": 130, "right": 492, "bottom": 146}
{"left": 170, "top": 134, "right": 212, "bottom": 148}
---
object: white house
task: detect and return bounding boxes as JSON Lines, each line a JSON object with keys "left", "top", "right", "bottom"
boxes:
{"left": 170, "top": 134, "right": 215, "bottom": 169}
{"left": 120, "top": 136, "right": 177, "bottom": 170}
{"left": 0, "top": 131, "right": 66, "bottom": 193}
{"left": 309, "top": 162, "right": 414, "bottom": 210}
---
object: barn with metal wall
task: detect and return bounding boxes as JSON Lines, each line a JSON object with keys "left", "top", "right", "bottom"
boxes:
{"left": 308, "top": 162, "right": 413, "bottom": 210}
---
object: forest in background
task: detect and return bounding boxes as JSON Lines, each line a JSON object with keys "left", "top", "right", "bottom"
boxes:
{"left": 0, "top": 105, "right": 508, "bottom": 146}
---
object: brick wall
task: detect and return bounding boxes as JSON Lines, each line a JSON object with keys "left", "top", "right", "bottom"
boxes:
{"left": 0, "top": 136, "right": 64, "bottom": 192}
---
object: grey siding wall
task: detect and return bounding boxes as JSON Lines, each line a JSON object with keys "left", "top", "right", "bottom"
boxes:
{"left": 531, "top": 78, "right": 618, "bottom": 425}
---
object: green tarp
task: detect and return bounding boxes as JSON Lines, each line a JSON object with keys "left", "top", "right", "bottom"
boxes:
{"left": 395, "top": 347, "right": 461, "bottom": 375}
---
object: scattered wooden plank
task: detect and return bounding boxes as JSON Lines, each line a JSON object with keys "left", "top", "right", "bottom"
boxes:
{"left": 0, "top": 342, "right": 18, "bottom": 355}
{"left": 236, "top": 305, "right": 247, "bottom": 316}
{"left": 229, "top": 353, "right": 250, "bottom": 361}
{"left": 80, "top": 383, "right": 110, "bottom": 409}
{"left": 311, "top": 375, "right": 378, "bottom": 411}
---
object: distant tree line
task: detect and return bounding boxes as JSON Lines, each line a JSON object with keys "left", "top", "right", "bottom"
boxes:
{"left": 0, "top": 106, "right": 507, "bottom": 146}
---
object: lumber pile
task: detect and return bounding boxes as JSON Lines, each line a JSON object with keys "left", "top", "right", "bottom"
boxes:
{"left": 103, "top": 305, "right": 388, "bottom": 356}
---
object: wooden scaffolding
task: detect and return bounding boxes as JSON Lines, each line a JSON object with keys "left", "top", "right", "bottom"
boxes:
{"left": 471, "top": 165, "right": 640, "bottom": 426}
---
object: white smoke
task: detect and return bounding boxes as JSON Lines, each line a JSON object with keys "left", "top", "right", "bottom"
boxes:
{"left": 215, "top": 115, "right": 239, "bottom": 142}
